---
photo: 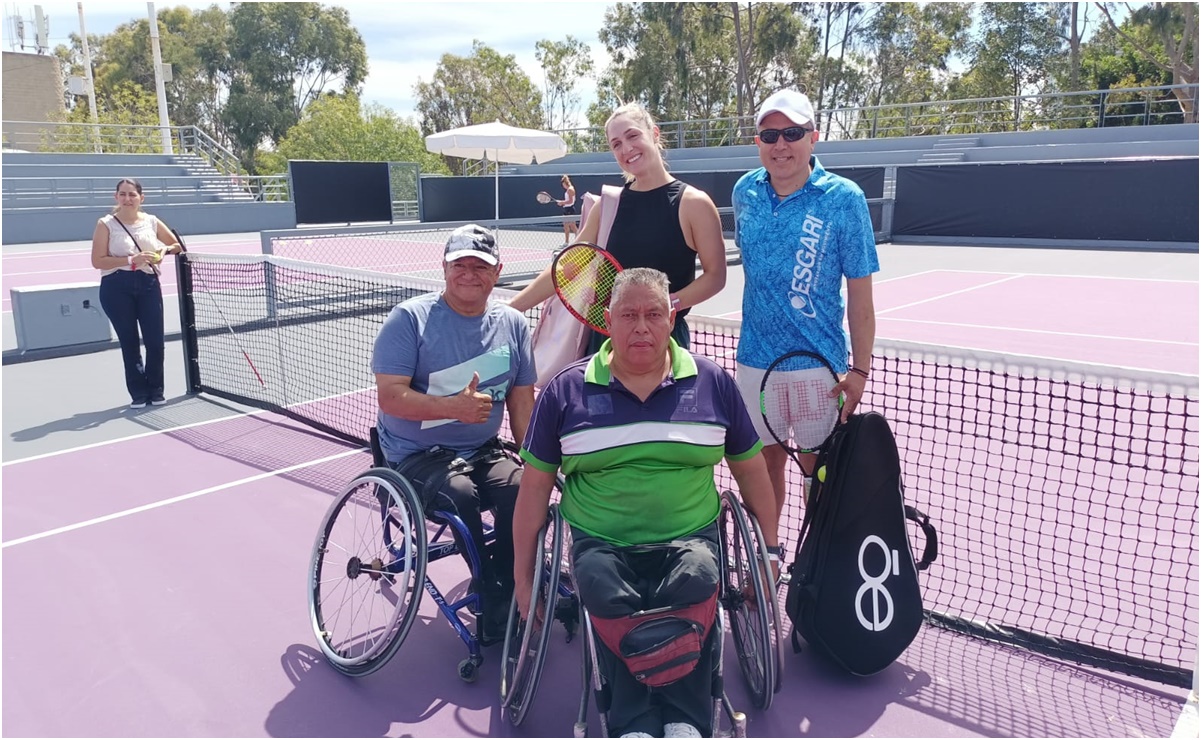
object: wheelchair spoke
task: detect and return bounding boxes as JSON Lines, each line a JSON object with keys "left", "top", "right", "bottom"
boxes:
{"left": 309, "top": 470, "right": 428, "bottom": 677}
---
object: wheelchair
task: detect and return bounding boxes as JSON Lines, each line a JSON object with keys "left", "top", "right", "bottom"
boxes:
{"left": 307, "top": 429, "right": 530, "bottom": 683}
{"left": 500, "top": 490, "right": 783, "bottom": 736}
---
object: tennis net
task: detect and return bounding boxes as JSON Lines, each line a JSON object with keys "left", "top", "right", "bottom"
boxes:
{"left": 180, "top": 252, "right": 1198, "bottom": 689}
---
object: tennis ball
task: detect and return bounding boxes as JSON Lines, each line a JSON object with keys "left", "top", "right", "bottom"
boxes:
{"left": 817, "top": 465, "right": 827, "bottom": 483}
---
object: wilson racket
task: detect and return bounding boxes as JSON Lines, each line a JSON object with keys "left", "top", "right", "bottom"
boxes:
{"left": 551, "top": 241, "right": 623, "bottom": 335}
{"left": 535, "top": 191, "right": 555, "bottom": 204}
{"left": 759, "top": 350, "right": 843, "bottom": 475}
{"left": 171, "top": 227, "right": 266, "bottom": 387}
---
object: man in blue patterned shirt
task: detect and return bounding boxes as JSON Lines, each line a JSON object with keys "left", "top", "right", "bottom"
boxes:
{"left": 731, "top": 88, "right": 880, "bottom": 519}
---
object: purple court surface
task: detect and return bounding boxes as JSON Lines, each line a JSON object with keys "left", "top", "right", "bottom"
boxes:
{"left": 2, "top": 239, "right": 1196, "bottom": 738}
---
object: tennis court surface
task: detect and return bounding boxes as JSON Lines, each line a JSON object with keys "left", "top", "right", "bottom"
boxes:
{"left": 2, "top": 238, "right": 1196, "bottom": 737}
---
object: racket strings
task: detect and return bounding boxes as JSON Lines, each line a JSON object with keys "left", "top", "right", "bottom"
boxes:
{"left": 764, "top": 376, "right": 839, "bottom": 450}
{"left": 553, "top": 247, "right": 619, "bottom": 329}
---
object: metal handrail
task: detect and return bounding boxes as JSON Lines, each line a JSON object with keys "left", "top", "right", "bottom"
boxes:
{"left": 1, "top": 120, "right": 246, "bottom": 178}
{"left": 552, "top": 83, "right": 1199, "bottom": 149}
{"left": 2, "top": 173, "right": 289, "bottom": 207}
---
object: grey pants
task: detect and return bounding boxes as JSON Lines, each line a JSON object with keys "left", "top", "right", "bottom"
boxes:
{"left": 571, "top": 522, "right": 720, "bottom": 737}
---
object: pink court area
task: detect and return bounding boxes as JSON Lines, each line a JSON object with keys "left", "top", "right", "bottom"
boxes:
{"left": 0, "top": 237, "right": 262, "bottom": 310}
{"left": 2, "top": 407, "right": 1189, "bottom": 737}
{"left": 726, "top": 270, "right": 1197, "bottom": 376}
{"left": 876, "top": 271, "right": 1197, "bottom": 375}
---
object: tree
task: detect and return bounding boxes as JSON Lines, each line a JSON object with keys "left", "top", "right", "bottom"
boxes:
{"left": 962, "top": 3, "right": 1067, "bottom": 127}
{"left": 597, "top": 2, "right": 813, "bottom": 133}
{"left": 48, "top": 80, "right": 162, "bottom": 152}
{"left": 82, "top": 8, "right": 231, "bottom": 139}
{"left": 1096, "top": 2, "right": 1197, "bottom": 122}
{"left": 854, "top": 3, "right": 972, "bottom": 136}
{"left": 535, "top": 36, "right": 595, "bottom": 131}
{"left": 222, "top": 2, "right": 367, "bottom": 170}
{"left": 274, "top": 93, "right": 448, "bottom": 174}
{"left": 413, "top": 41, "right": 544, "bottom": 172}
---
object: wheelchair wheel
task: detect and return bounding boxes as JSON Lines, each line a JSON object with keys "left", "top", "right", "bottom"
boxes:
{"left": 720, "top": 490, "right": 779, "bottom": 710}
{"left": 500, "top": 505, "right": 564, "bottom": 725}
{"left": 309, "top": 468, "right": 428, "bottom": 677}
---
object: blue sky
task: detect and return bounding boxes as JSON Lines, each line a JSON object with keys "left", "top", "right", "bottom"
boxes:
{"left": 2, "top": 1, "right": 615, "bottom": 125}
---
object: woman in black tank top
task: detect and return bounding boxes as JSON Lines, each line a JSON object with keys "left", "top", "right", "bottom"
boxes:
{"left": 510, "top": 103, "right": 727, "bottom": 352}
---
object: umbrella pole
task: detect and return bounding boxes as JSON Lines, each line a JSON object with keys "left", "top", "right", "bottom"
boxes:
{"left": 494, "top": 150, "right": 500, "bottom": 231}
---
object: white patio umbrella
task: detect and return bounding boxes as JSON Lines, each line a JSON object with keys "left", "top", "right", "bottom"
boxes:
{"left": 425, "top": 120, "right": 568, "bottom": 224}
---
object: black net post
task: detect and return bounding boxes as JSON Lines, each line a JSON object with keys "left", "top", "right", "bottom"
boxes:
{"left": 176, "top": 252, "right": 202, "bottom": 394}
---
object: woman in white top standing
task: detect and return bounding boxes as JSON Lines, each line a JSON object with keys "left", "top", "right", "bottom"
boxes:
{"left": 90, "top": 178, "right": 184, "bottom": 409}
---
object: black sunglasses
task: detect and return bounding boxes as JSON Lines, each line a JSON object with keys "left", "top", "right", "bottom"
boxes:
{"left": 758, "top": 126, "right": 813, "bottom": 144}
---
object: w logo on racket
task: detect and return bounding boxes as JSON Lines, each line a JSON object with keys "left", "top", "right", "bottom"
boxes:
{"left": 759, "top": 350, "right": 843, "bottom": 475}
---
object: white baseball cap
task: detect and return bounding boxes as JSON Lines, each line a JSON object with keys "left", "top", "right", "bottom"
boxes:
{"left": 756, "top": 89, "right": 816, "bottom": 128}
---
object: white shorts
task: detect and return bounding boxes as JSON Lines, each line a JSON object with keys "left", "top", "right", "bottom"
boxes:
{"left": 736, "top": 362, "right": 839, "bottom": 449}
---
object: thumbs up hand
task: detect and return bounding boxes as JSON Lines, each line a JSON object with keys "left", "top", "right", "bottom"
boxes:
{"left": 452, "top": 372, "right": 493, "bottom": 424}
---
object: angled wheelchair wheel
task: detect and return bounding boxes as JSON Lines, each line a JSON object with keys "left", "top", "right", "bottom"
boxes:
{"left": 309, "top": 467, "right": 428, "bottom": 677}
{"left": 500, "top": 505, "right": 564, "bottom": 725}
{"left": 720, "top": 490, "right": 780, "bottom": 710}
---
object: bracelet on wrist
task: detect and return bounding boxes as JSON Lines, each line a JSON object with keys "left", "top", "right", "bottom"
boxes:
{"left": 849, "top": 367, "right": 870, "bottom": 380}
{"left": 765, "top": 544, "right": 783, "bottom": 557}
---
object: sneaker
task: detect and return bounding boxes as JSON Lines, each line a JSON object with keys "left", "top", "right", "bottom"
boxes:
{"left": 620, "top": 734, "right": 654, "bottom": 739}
{"left": 150, "top": 396, "right": 167, "bottom": 406}
{"left": 129, "top": 400, "right": 147, "bottom": 409}
{"left": 664, "top": 722, "right": 702, "bottom": 738}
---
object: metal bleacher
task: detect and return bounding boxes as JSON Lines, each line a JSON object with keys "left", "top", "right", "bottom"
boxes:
{"left": 1, "top": 151, "right": 256, "bottom": 210}
{"left": 504, "top": 123, "right": 1200, "bottom": 175}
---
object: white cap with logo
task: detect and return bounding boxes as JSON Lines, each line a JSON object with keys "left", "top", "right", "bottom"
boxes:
{"left": 755, "top": 89, "right": 816, "bottom": 128}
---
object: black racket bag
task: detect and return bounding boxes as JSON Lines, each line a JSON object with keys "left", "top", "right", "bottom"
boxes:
{"left": 785, "top": 411, "right": 938, "bottom": 675}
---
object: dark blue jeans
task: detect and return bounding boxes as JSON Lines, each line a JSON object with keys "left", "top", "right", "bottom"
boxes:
{"left": 99, "top": 270, "right": 164, "bottom": 404}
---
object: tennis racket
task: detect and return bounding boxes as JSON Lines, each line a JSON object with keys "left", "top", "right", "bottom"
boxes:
{"left": 759, "top": 350, "right": 843, "bottom": 476}
{"left": 535, "top": 191, "right": 555, "bottom": 204}
{"left": 550, "top": 241, "right": 623, "bottom": 335}
{"left": 171, "top": 227, "right": 266, "bottom": 387}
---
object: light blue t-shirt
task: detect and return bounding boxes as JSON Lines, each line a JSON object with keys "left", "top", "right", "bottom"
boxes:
{"left": 371, "top": 292, "right": 537, "bottom": 462}
{"left": 732, "top": 157, "right": 879, "bottom": 372}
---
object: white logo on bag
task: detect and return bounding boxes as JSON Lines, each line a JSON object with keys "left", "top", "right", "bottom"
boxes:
{"left": 854, "top": 535, "right": 900, "bottom": 632}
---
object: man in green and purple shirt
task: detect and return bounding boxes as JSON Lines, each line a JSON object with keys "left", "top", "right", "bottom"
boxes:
{"left": 513, "top": 268, "right": 779, "bottom": 739}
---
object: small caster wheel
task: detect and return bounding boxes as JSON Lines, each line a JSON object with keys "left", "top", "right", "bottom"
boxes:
{"left": 458, "top": 657, "right": 479, "bottom": 683}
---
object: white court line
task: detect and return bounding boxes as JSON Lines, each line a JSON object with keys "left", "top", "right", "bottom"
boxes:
{"left": 1, "top": 407, "right": 270, "bottom": 466}
{"left": 874, "top": 269, "right": 942, "bottom": 284}
{"left": 2, "top": 385, "right": 372, "bottom": 466}
{"left": 2, "top": 248, "right": 93, "bottom": 258}
{"left": 879, "top": 316, "right": 1199, "bottom": 346}
{"left": 877, "top": 275, "right": 1024, "bottom": 315}
{"left": 916, "top": 268, "right": 1197, "bottom": 284}
{"left": 1, "top": 447, "right": 365, "bottom": 548}
{"left": 5, "top": 267, "right": 103, "bottom": 277}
